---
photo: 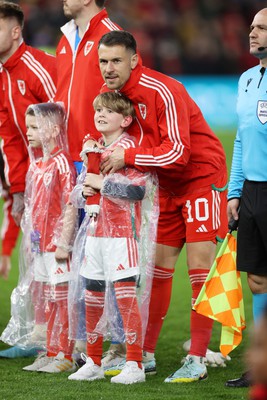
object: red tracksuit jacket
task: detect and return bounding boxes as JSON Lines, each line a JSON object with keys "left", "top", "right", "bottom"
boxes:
{"left": 55, "top": 9, "right": 121, "bottom": 162}
{"left": 103, "top": 59, "right": 227, "bottom": 196}
{"left": 0, "top": 42, "right": 56, "bottom": 194}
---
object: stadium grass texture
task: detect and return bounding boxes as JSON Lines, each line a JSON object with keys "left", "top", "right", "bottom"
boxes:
{"left": 0, "top": 132, "right": 251, "bottom": 399}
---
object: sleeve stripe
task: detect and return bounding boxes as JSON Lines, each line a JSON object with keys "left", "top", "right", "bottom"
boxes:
{"left": 140, "top": 74, "right": 181, "bottom": 145}
{"left": 55, "top": 154, "right": 70, "bottom": 174}
{"left": 24, "top": 51, "right": 56, "bottom": 94}
{"left": 137, "top": 74, "right": 185, "bottom": 166}
{"left": 119, "top": 138, "right": 136, "bottom": 149}
{"left": 101, "top": 18, "right": 119, "bottom": 31}
{"left": 135, "top": 148, "right": 184, "bottom": 166}
{"left": 21, "top": 52, "right": 56, "bottom": 100}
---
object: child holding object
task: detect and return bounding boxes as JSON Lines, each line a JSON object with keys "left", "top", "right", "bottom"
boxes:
{"left": 1, "top": 102, "right": 78, "bottom": 373}
{"left": 68, "top": 92, "right": 158, "bottom": 385}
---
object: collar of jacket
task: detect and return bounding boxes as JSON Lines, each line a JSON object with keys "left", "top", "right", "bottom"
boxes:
{"left": 117, "top": 57, "right": 143, "bottom": 96}
{"left": 60, "top": 8, "right": 108, "bottom": 48}
{"left": 2, "top": 41, "right": 26, "bottom": 70}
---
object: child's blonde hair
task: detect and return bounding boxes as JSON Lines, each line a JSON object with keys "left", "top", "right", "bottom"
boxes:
{"left": 93, "top": 92, "right": 135, "bottom": 119}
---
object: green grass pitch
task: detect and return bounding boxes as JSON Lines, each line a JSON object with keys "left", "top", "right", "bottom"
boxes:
{"left": 0, "top": 132, "right": 251, "bottom": 400}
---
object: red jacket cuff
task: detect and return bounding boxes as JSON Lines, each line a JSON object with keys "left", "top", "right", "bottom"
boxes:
{"left": 125, "top": 148, "right": 136, "bottom": 167}
{"left": 9, "top": 184, "right": 25, "bottom": 195}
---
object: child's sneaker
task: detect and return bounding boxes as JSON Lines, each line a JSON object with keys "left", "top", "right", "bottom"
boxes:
{"left": 164, "top": 355, "right": 208, "bottom": 383}
{"left": 111, "top": 361, "right": 145, "bottom": 384}
{"left": 68, "top": 353, "right": 104, "bottom": 381}
{"left": 101, "top": 343, "right": 126, "bottom": 369}
{"left": 0, "top": 345, "right": 41, "bottom": 359}
{"left": 142, "top": 351, "right": 157, "bottom": 375}
{"left": 22, "top": 352, "right": 52, "bottom": 371}
{"left": 29, "top": 324, "right": 47, "bottom": 344}
{"left": 38, "top": 351, "right": 77, "bottom": 373}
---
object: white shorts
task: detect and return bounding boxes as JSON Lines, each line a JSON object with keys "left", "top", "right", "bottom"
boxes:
{"left": 80, "top": 237, "right": 139, "bottom": 282}
{"left": 33, "top": 252, "right": 71, "bottom": 285}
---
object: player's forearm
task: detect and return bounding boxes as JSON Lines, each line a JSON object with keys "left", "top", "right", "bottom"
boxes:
{"left": 124, "top": 144, "right": 190, "bottom": 171}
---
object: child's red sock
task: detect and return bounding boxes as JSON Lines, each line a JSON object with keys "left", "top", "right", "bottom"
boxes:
{"left": 85, "top": 289, "right": 105, "bottom": 366}
{"left": 114, "top": 281, "right": 142, "bottom": 368}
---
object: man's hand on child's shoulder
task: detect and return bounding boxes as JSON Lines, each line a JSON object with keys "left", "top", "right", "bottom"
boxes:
{"left": 100, "top": 147, "right": 125, "bottom": 175}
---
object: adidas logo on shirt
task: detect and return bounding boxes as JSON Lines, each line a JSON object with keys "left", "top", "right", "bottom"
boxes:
{"left": 59, "top": 46, "right": 66, "bottom": 54}
{"left": 196, "top": 224, "right": 208, "bottom": 233}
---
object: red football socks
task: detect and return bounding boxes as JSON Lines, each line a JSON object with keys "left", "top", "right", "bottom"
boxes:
{"left": 143, "top": 265, "right": 174, "bottom": 353}
{"left": 189, "top": 269, "right": 213, "bottom": 357}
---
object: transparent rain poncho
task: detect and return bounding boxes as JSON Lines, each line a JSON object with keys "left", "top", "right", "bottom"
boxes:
{"left": 68, "top": 133, "right": 159, "bottom": 351}
{"left": 1, "top": 103, "right": 77, "bottom": 352}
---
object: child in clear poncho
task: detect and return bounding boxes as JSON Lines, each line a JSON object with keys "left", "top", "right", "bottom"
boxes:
{"left": 1, "top": 102, "right": 78, "bottom": 373}
{"left": 68, "top": 92, "right": 159, "bottom": 385}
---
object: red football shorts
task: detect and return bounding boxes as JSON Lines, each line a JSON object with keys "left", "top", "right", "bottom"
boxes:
{"left": 157, "top": 176, "right": 228, "bottom": 248}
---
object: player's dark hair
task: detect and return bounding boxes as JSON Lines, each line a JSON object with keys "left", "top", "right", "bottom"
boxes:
{"left": 93, "top": 92, "right": 135, "bottom": 119}
{"left": 95, "top": 0, "right": 106, "bottom": 7}
{"left": 98, "top": 31, "right": 137, "bottom": 54}
{"left": 0, "top": 1, "right": 24, "bottom": 28}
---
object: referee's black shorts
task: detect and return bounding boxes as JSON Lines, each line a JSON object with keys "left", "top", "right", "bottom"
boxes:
{"left": 237, "top": 180, "right": 267, "bottom": 276}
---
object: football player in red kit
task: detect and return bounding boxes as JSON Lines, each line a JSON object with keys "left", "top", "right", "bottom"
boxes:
{"left": 97, "top": 31, "right": 228, "bottom": 383}
{"left": 55, "top": 0, "right": 121, "bottom": 172}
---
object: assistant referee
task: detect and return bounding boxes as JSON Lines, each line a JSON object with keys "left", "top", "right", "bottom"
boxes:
{"left": 227, "top": 7, "right": 267, "bottom": 388}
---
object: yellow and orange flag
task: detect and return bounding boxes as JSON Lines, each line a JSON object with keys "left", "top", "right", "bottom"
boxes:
{"left": 193, "top": 233, "right": 246, "bottom": 357}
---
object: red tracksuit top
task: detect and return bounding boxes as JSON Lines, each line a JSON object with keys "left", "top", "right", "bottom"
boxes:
{"left": 0, "top": 42, "right": 57, "bottom": 194}
{"left": 55, "top": 9, "right": 121, "bottom": 162}
{"left": 103, "top": 60, "right": 227, "bottom": 196}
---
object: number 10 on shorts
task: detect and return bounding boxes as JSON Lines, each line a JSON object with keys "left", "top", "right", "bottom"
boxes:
{"left": 186, "top": 198, "right": 209, "bottom": 222}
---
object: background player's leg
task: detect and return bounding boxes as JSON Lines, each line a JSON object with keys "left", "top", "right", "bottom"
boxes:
{"left": 187, "top": 241, "right": 216, "bottom": 357}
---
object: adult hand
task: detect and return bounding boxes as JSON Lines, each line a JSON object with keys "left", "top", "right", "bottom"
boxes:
{"left": 11, "top": 192, "right": 25, "bottom": 226}
{"left": 227, "top": 198, "right": 240, "bottom": 223}
{"left": 100, "top": 147, "right": 125, "bottom": 175}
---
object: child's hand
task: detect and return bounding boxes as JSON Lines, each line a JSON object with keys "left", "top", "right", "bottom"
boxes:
{"left": 83, "top": 139, "right": 104, "bottom": 150}
{"left": 84, "top": 173, "right": 103, "bottom": 190}
{"left": 82, "top": 185, "right": 97, "bottom": 197}
{"left": 55, "top": 247, "right": 69, "bottom": 262}
{"left": 0, "top": 255, "right": 11, "bottom": 280}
